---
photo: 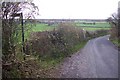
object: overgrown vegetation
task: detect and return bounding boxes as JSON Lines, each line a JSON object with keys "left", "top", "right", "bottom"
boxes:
{"left": 25, "top": 23, "right": 86, "bottom": 63}
{"left": 107, "top": 12, "right": 120, "bottom": 48}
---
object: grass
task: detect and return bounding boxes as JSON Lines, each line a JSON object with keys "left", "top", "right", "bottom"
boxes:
{"left": 9, "top": 67, "right": 21, "bottom": 78}
{"left": 26, "top": 21, "right": 111, "bottom": 32}
{"left": 32, "top": 23, "right": 57, "bottom": 32}
{"left": 75, "top": 21, "right": 110, "bottom": 31}
{"left": 38, "top": 41, "right": 87, "bottom": 69}
{"left": 79, "top": 27, "right": 110, "bottom": 31}
{"left": 31, "top": 22, "right": 110, "bottom": 32}
{"left": 111, "top": 39, "right": 120, "bottom": 47}
{"left": 71, "top": 41, "right": 87, "bottom": 53}
{"left": 75, "top": 22, "right": 111, "bottom": 28}
{"left": 24, "top": 23, "right": 57, "bottom": 39}
{"left": 16, "top": 52, "right": 25, "bottom": 61}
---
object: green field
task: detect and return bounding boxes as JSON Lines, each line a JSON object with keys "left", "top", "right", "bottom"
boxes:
{"left": 76, "top": 21, "right": 110, "bottom": 31}
{"left": 79, "top": 27, "right": 110, "bottom": 31}
{"left": 75, "top": 22, "right": 110, "bottom": 28}
{"left": 31, "top": 22, "right": 110, "bottom": 32}
{"left": 32, "top": 23, "right": 57, "bottom": 32}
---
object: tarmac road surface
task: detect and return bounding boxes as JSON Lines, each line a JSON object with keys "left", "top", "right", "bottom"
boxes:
{"left": 58, "top": 35, "right": 118, "bottom": 78}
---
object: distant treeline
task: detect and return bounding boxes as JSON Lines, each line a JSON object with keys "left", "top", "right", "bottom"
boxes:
{"left": 82, "top": 22, "right": 96, "bottom": 25}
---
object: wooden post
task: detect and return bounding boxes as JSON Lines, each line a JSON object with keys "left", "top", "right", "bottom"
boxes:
{"left": 20, "top": 13, "right": 25, "bottom": 54}
{"left": 11, "top": 13, "right": 25, "bottom": 60}
{"left": 83, "top": 28, "right": 86, "bottom": 39}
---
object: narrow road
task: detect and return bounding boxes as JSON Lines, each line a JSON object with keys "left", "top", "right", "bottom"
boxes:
{"left": 57, "top": 35, "right": 118, "bottom": 78}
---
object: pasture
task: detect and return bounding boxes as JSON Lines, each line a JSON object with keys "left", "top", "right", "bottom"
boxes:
{"left": 75, "top": 21, "right": 110, "bottom": 28}
{"left": 32, "top": 23, "right": 56, "bottom": 32}
{"left": 30, "top": 21, "right": 111, "bottom": 32}
{"left": 80, "top": 27, "right": 110, "bottom": 31}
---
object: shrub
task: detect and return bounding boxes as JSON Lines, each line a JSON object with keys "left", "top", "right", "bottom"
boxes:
{"left": 25, "top": 23, "right": 85, "bottom": 59}
{"left": 85, "top": 29, "right": 109, "bottom": 39}
{"left": 95, "top": 29, "right": 109, "bottom": 37}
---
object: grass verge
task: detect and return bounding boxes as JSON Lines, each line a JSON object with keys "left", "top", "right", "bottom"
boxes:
{"left": 111, "top": 39, "right": 120, "bottom": 48}
{"left": 38, "top": 41, "right": 87, "bottom": 69}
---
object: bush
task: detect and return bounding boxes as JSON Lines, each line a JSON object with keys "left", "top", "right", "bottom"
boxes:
{"left": 95, "top": 29, "right": 109, "bottom": 37}
{"left": 85, "top": 29, "right": 108, "bottom": 40}
{"left": 25, "top": 23, "right": 85, "bottom": 59}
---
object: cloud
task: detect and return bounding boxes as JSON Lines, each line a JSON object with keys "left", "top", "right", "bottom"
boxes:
{"left": 33, "top": 0, "right": 119, "bottom": 19}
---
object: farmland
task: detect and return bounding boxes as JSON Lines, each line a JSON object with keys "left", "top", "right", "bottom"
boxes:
{"left": 80, "top": 27, "right": 110, "bottom": 31}
{"left": 32, "top": 23, "right": 57, "bottom": 32}
{"left": 75, "top": 21, "right": 110, "bottom": 28}
{"left": 31, "top": 21, "right": 111, "bottom": 32}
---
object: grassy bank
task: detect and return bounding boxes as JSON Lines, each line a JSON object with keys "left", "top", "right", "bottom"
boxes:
{"left": 39, "top": 40, "right": 87, "bottom": 68}
{"left": 111, "top": 39, "right": 120, "bottom": 48}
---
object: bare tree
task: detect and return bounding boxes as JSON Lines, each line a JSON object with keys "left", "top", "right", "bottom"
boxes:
{"left": 106, "top": 12, "right": 119, "bottom": 39}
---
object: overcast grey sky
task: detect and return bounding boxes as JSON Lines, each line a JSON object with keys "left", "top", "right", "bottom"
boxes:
{"left": 33, "top": 0, "right": 119, "bottom": 19}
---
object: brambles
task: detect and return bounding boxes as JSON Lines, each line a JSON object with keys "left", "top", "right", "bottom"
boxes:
{"left": 25, "top": 23, "right": 84, "bottom": 59}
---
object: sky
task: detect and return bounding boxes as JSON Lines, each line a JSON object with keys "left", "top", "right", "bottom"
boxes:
{"left": 33, "top": 0, "right": 119, "bottom": 19}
